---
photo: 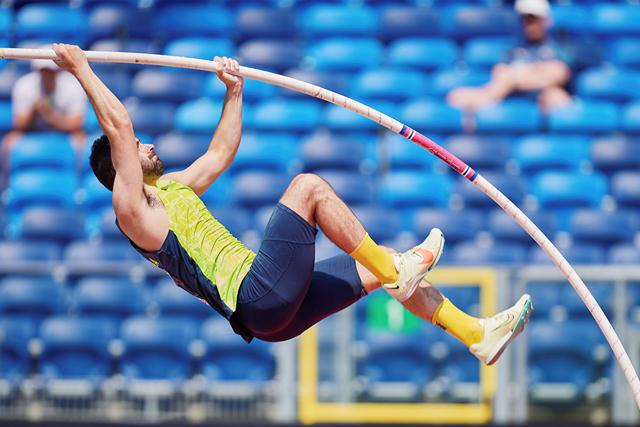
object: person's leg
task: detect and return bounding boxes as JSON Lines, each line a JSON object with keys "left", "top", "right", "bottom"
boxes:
{"left": 538, "top": 86, "right": 571, "bottom": 113}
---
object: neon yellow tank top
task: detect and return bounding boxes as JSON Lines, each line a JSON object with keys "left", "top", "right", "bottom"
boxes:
{"left": 154, "top": 179, "right": 256, "bottom": 311}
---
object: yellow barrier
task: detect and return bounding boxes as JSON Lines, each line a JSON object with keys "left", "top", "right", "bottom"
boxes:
{"left": 298, "top": 268, "right": 497, "bottom": 424}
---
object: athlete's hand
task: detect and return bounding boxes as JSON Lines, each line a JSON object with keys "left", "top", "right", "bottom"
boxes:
{"left": 214, "top": 56, "right": 243, "bottom": 92}
{"left": 52, "top": 43, "right": 90, "bottom": 76}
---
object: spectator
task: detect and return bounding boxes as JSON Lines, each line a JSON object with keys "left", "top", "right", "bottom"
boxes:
{"left": 447, "top": 0, "right": 572, "bottom": 113}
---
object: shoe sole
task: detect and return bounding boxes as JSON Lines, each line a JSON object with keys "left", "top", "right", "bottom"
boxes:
{"left": 485, "top": 295, "right": 533, "bottom": 366}
{"left": 394, "top": 229, "right": 446, "bottom": 301}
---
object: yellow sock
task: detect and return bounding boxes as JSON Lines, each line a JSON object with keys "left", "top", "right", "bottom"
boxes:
{"left": 432, "top": 298, "right": 484, "bottom": 347}
{"left": 349, "top": 233, "right": 398, "bottom": 284}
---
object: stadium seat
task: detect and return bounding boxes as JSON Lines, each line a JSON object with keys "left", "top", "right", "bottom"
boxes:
{"left": 400, "top": 99, "right": 463, "bottom": 133}
{"left": 443, "top": 7, "right": 519, "bottom": 39}
{"left": 9, "top": 133, "right": 75, "bottom": 172}
{"left": 87, "top": 4, "right": 132, "bottom": 43}
{"left": 231, "top": 171, "right": 291, "bottom": 207}
{"left": 608, "top": 38, "right": 640, "bottom": 67}
{"left": 612, "top": 172, "right": 640, "bottom": 207}
{"left": 98, "top": 211, "right": 124, "bottom": 241}
{"left": 451, "top": 242, "right": 527, "bottom": 265}
{"left": 561, "top": 282, "right": 613, "bottom": 318}
{"left": 454, "top": 172, "right": 526, "bottom": 208}
{"left": 205, "top": 73, "right": 277, "bottom": 102}
{"left": 208, "top": 206, "right": 253, "bottom": 238}
{"left": 475, "top": 100, "right": 541, "bottom": 133}
{"left": 200, "top": 318, "right": 275, "bottom": 383}
{"left": 488, "top": 209, "right": 557, "bottom": 245}
{"left": 235, "top": 7, "right": 296, "bottom": 40}
{"left": 120, "top": 317, "right": 197, "bottom": 381}
{"left": 0, "top": 317, "right": 34, "bottom": 384}
{"left": 0, "top": 277, "right": 65, "bottom": 326}
{"left": 591, "top": 137, "right": 640, "bottom": 173}
{"left": 5, "top": 169, "right": 77, "bottom": 213}
{"left": 463, "top": 37, "right": 516, "bottom": 69}
{"left": 163, "top": 37, "right": 235, "bottom": 61}
{"left": 531, "top": 171, "right": 607, "bottom": 209}
{"left": 352, "top": 69, "right": 427, "bottom": 102}
{"left": 301, "top": 133, "right": 369, "bottom": 172}
{"left": 299, "top": 5, "right": 379, "bottom": 38}
{"left": 388, "top": 38, "right": 457, "bottom": 70}
{"left": 576, "top": 67, "right": 640, "bottom": 102}
{"left": 0, "top": 240, "right": 61, "bottom": 262}
{"left": 380, "top": 171, "right": 452, "bottom": 208}
{"left": 608, "top": 244, "right": 640, "bottom": 265}
{"left": 550, "top": 5, "right": 591, "bottom": 35}
{"left": 446, "top": 135, "right": 511, "bottom": 171}
{"left": 237, "top": 39, "right": 303, "bottom": 72}
{"left": 199, "top": 174, "right": 232, "bottom": 207}
{"left": 306, "top": 38, "right": 383, "bottom": 72}
{"left": 132, "top": 70, "right": 204, "bottom": 104}
{"left": 80, "top": 174, "right": 112, "bottom": 232}
{"left": 352, "top": 206, "right": 401, "bottom": 243}
{"left": 93, "top": 69, "right": 131, "bottom": 100}
{"left": 380, "top": 7, "right": 440, "bottom": 40}
{"left": 513, "top": 134, "right": 591, "bottom": 174}
{"left": 412, "top": 209, "right": 483, "bottom": 245}
{"left": 622, "top": 102, "right": 640, "bottom": 134}
{"left": 17, "top": 207, "right": 85, "bottom": 244}
{"left": 315, "top": 171, "right": 375, "bottom": 206}
{"left": 385, "top": 134, "right": 437, "bottom": 171}
{"left": 232, "top": 133, "right": 298, "bottom": 173}
{"left": 525, "top": 283, "right": 560, "bottom": 320}
{"left": 15, "top": 5, "right": 88, "bottom": 45}
{"left": 0, "top": 8, "right": 11, "bottom": 37}
{"left": 74, "top": 278, "right": 145, "bottom": 330}
{"left": 529, "top": 242, "right": 605, "bottom": 265}
{"left": 571, "top": 210, "right": 638, "bottom": 245}
{"left": 154, "top": 279, "right": 216, "bottom": 323}
{"left": 174, "top": 98, "right": 222, "bottom": 135}
{"left": 154, "top": 132, "right": 208, "bottom": 170}
{"left": 0, "top": 100, "right": 12, "bottom": 132}
{"left": 251, "top": 99, "right": 322, "bottom": 132}
{"left": 63, "top": 240, "right": 139, "bottom": 262}
{"left": 548, "top": 100, "right": 619, "bottom": 134}
{"left": 123, "top": 99, "right": 175, "bottom": 136}
{"left": 593, "top": 4, "right": 640, "bottom": 36}
{"left": 38, "top": 317, "right": 114, "bottom": 381}
{"left": 153, "top": 5, "right": 232, "bottom": 40}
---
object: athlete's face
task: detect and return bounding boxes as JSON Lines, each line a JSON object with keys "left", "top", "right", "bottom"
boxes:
{"left": 137, "top": 138, "right": 164, "bottom": 180}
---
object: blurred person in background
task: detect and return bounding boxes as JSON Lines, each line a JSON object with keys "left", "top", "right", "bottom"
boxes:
{"left": 447, "top": 0, "right": 572, "bottom": 113}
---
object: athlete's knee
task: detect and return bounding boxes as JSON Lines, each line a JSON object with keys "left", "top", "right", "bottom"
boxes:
{"left": 287, "top": 173, "right": 331, "bottom": 203}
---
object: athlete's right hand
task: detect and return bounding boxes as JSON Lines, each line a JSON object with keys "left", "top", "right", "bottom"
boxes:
{"left": 52, "top": 43, "right": 90, "bottom": 76}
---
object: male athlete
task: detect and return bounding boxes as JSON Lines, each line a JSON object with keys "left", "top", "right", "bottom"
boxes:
{"left": 52, "top": 44, "right": 531, "bottom": 365}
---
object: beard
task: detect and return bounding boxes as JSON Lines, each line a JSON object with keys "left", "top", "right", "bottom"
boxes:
{"left": 142, "top": 157, "right": 165, "bottom": 181}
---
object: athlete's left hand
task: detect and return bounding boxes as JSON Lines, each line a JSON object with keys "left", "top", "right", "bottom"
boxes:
{"left": 214, "top": 56, "right": 243, "bottom": 92}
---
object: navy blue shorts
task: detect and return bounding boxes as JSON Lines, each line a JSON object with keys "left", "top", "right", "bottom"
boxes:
{"left": 234, "top": 203, "right": 366, "bottom": 342}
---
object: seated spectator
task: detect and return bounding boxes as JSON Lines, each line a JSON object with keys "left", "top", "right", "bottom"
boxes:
{"left": 447, "top": 0, "right": 572, "bottom": 113}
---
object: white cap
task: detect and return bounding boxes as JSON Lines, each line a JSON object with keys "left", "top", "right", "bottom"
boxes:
{"left": 515, "top": 0, "right": 550, "bottom": 18}
{"left": 31, "top": 45, "right": 58, "bottom": 71}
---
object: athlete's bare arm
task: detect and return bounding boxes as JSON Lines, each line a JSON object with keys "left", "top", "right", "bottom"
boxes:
{"left": 52, "top": 43, "right": 167, "bottom": 250}
{"left": 163, "top": 56, "right": 243, "bottom": 195}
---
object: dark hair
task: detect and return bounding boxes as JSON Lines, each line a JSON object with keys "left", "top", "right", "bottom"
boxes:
{"left": 90, "top": 135, "right": 116, "bottom": 191}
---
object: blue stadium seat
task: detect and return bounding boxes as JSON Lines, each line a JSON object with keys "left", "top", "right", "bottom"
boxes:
{"left": 306, "top": 38, "right": 383, "bottom": 72}
{"left": 74, "top": 278, "right": 145, "bottom": 330}
{"left": 87, "top": 4, "right": 132, "bottom": 43}
{"left": 608, "top": 244, "right": 640, "bottom": 264}
{"left": 154, "top": 279, "right": 215, "bottom": 322}
{"left": 591, "top": 137, "right": 640, "bottom": 173}
{"left": 301, "top": 133, "right": 369, "bottom": 171}
{"left": 153, "top": 5, "right": 232, "bottom": 40}
{"left": 475, "top": 100, "right": 541, "bottom": 133}
{"left": 0, "top": 8, "right": 11, "bottom": 37}
{"left": 612, "top": 172, "right": 640, "bottom": 207}
{"left": 5, "top": 169, "right": 77, "bottom": 213}
{"left": 235, "top": 7, "right": 296, "bottom": 40}
{"left": 443, "top": 7, "right": 519, "bottom": 39}
{"left": 98, "top": 211, "right": 124, "bottom": 242}
{"left": 120, "top": 317, "right": 197, "bottom": 381}
{"left": 550, "top": 5, "right": 591, "bottom": 35}
{"left": 608, "top": 38, "right": 640, "bottom": 67}
{"left": 80, "top": 174, "right": 112, "bottom": 234}
{"left": 400, "top": 99, "right": 463, "bottom": 133}
{"left": 38, "top": 317, "right": 114, "bottom": 381}
{"left": 352, "top": 69, "right": 427, "bottom": 102}
{"left": 529, "top": 242, "right": 605, "bottom": 265}
{"left": 174, "top": 98, "right": 222, "bottom": 135}
{"left": 154, "top": 132, "right": 208, "bottom": 170}
{"left": 380, "top": 171, "right": 452, "bottom": 208}
{"left": 205, "top": 73, "right": 276, "bottom": 102}
{"left": 208, "top": 206, "right": 253, "bottom": 237}
{"left": 237, "top": 39, "right": 303, "bottom": 72}
{"left": 63, "top": 240, "right": 139, "bottom": 262}
{"left": 548, "top": 100, "right": 619, "bottom": 134}
{"left": 0, "top": 241, "right": 61, "bottom": 262}
{"left": 525, "top": 283, "right": 560, "bottom": 320}
{"left": 232, "top": 171, "right": 290, "bottom": 207}
{"left": 386, "top": 134, "right": 437, "bottom": 171}
{"left": 380, "top": 7, "right": 440, "bottom": 40}
{"left": 322, "top": 103, "right": 388, "bottom": 132}
{"left": 412, "top": 209, "right": 483, "bottom": 245}
{"left": 561, "top": 282, "right": 613, "bottom": 318}
{"left": 435, "top": 333, "right": 480, "bottom": 393}
{"left": 531, "top": 171, "right": 607, "bottom": 209}
{"left": 251, "top": 99, "right": 321, "bottom": 132}
{"left": 299, "top": 5, "right": 379, "bottom": 38}
{"left": 388, "top": 38, "right": 457, "bottom": 70}
{"left": 571, "top": 210, "right": 638, "bottom": 245}
{"left": 451, "top": 242, "right": 527, "bottom": 265}
{"left": 282, "top": 69, "right": 347, "bottom": 98}
{"left": 352, "top": 205, "right": 401, "bottom": 243}
{"left": 0, "top": 100, "right": 12, "bottom": 132}
{"left": 463, "top": 37, "right": 516, "bottom": 69}
{"left": 90, "top": 38, "right": 158, "bottom": 56}
{"left": 0, "top": 317, "right": 33, "bottom": 384}
{"left": 593, "top": 4, "right": 640, "bottom": 36}
{"left": 488, "top": 210, "right": 557, "bottom": 245}
{"left": 199, "top": 174, "right": 232, "bottom": 207}
{"left": 93, "top": 69, "right": 130, "bottom": 99}
{"left": 17, "top": 207, "right": 84, "bottom": 243}
{"left": 454, "top": 172, "right": 526, "bottom": 208}
{"left": 16, "top": 5, "right": 88, "bottom": 44}
{"left": 200, "top": 318, "right": 275, "bottom": 383}
{"left": 513, "top": 134, "right": 591, "bottom": 174}
{"left": 9, "top": 133, "right": 75, "bottom": 172}
{"left": 132, "top": 70, "right": 204, "bottom": 104}
{"left": 446, "top": 135, "right": 511, "bottom": 171}
{"left": 124, "top": 99, "right": 175, "bottom": 136}
{"left": 315, "top": 171, "right": 375, "bottom": 206}
{"left": 233, "top": 132, "right": 298, "bottom": 173}
{"left": 163, "top": 37, "right": 235, "bottom": 61}
{"left": 0, "top": 277, "right": 65, "bottom": 326}
{"left": 622, "top": 102, "right": 640, "bottom": 133}
{"left": 576, "top": 67, "right": 640, "bottom": 102}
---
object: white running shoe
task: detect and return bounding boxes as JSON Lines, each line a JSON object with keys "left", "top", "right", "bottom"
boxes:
{"left": 470, "top": 294, "right": 533, "bottom": 365}
{"left": 383, "top": 228, "right": 445, "bottom": 302}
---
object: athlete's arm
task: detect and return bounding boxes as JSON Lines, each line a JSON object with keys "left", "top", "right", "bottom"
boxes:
{"left": 163, "top": 56, "right": 243, "bottom": 195}
{"left": 52, "top": 44, "right": 166, "bottom": 250}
